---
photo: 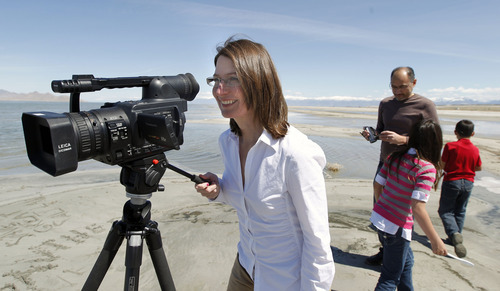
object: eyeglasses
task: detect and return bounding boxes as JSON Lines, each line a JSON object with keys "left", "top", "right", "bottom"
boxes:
{"left": 206, "top": 76, "right": 240, "bottom": 88}
{"left": 390, "top": 84, "right": 411, "bottom": 90}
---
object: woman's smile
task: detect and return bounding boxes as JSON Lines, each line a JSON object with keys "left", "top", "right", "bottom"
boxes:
{"left": 220, "top": 99, "right": 237, "bottom": 105}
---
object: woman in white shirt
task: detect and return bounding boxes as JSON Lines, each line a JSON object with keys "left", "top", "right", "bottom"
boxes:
{"left": 195, "top": 36, "right": 335, "bottom": 291}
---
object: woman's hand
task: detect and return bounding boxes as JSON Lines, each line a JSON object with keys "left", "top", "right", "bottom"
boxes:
{"left": 194, "top": 172, "right": 220, "bottom": 200}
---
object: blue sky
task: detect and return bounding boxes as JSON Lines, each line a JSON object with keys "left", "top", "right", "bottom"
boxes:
{"left": 1, "top": 0, "right": 499, "bottom": 104}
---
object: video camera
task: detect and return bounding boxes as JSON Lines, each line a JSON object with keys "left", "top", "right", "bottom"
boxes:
{"left": 22, "top": 73, "right": 199, "bottom": 177}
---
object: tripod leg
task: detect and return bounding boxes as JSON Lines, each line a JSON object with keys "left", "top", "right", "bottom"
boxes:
{"left": 124, "top": 232, "right": 144, "bottom": 291}
{"left": 83, "top": 221, "right": 125, "bottom": 291}
{"left": 145, "top": 221, "right": 176, "bottom": 291}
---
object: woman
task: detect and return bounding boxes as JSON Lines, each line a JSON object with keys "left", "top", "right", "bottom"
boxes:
{"left": 371, "top": 120, "right": 448, "bottom": 290}
{"left": 195, "top": 37, "right": 335, "bottom": 290}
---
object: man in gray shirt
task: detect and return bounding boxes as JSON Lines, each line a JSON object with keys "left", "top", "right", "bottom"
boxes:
{"left": 362, "top": 66, "right": 439, "bottom": 266}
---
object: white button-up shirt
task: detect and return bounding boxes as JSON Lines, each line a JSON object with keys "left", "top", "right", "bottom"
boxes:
{"left": 213, "top": 126, "right": 335, "bottom": 290}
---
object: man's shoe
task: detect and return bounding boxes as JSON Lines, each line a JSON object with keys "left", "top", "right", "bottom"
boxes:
{"left": 451, "top": 232, "right": 467, "bottom": 258}
{"left": 365, "top": 248, "right": 383, "bottom": 266}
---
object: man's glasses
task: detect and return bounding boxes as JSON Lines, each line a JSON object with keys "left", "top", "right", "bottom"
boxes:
{"left": 390, "top": 84, "right": 411, "bottom": 90}
{"left": 206, "top": 76, "right": 240, "bottom": 88}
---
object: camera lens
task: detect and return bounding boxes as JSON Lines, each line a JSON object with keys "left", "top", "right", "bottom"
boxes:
{"left": 67, "top": 111, "right": 103, "bottom": 160}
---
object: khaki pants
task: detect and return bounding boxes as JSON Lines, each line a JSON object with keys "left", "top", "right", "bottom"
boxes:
{"left": 227, "top": 254, "right": 254, "bottom": 291}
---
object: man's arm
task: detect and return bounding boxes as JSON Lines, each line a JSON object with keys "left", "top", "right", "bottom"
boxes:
{"left": 424, "top": 99, "right": 440, "bottom": 124}
{"left": 375, "top": 100, "right": 384, "bottom": 134}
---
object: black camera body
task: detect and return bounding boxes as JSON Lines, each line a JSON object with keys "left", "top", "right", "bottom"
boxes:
{"left": 22, "top": 74, "right": 199, "bottom": 177}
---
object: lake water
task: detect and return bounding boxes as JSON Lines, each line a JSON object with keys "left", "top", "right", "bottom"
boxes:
{"left": 1, "top": 100, "right": 499, "bottom": 230}
{"left": 1, "top": 100, "right": 383, "bottom": 179}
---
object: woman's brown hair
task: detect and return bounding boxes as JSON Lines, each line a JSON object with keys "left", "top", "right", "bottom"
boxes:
{"left": 215, "top": 36, "right": 289, "bottom": 139}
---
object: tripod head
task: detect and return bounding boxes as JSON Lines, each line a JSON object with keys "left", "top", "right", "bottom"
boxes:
{"left": 120, "top": 153, "right": 168, "bottom": 198}
{"left": 119, "top": 153, "right": 209, "bottom": 199}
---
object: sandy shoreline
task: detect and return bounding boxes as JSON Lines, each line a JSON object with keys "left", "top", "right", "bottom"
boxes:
{"left": 1, "top": 170, "right": 499, "bottom": 290}
{"left": 1, "top": 105, "right": 499, "bottom": 290}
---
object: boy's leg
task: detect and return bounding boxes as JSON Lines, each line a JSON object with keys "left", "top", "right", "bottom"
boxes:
{"left": 440, "top": 180, "right": 469, "bottom": 257}
{"left": 438, "top": 180, "right": 461, "bottom": 238}
{"left": 455, "top": 179, "right": 474, "bottom": 233}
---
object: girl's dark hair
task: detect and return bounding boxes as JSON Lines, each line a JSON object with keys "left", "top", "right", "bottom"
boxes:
{"left": 214, "top": 36, "right": 289, "bottom": 139}
{"left": 387, "top": 119, "right": 443, "bottom": 190}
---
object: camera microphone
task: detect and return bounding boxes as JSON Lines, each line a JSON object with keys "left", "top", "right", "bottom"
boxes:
{"left": 51, "top": 75, "right": 155, "bottom": 93}
{"left": 52, "top": 76, "right": 95, "bottom": 93}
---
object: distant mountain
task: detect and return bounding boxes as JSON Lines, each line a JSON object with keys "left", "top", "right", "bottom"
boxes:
{"left": 2, "top": 89, "right": 499, "bottom": 107}
{"left": 432, "top": 97, "right": 500, "bottom": 106}
{"left": 0, "top": 89, "right": 67, "bottom": 102}
{"left": 285, "top": 97, "right": 500, "bottom": 107}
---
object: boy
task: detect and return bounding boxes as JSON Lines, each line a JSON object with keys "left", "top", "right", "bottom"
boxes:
{"left": 438, "top": 119, "right": 482, "bottom": 258}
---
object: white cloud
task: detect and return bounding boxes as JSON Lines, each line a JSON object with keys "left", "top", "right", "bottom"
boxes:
{"left": 283, "top": 86, "right": 500, "bottom": 104}
{"left": 175, "top": 1, "right": 499, "bottom": 63}
{"left": 429, "top": 87, "right": 500, "bottom": 95}
{"left": 425, "top": 86, "right": 500, "bottom": 102}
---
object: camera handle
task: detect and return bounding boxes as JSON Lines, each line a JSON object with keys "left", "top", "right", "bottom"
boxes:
{"left": 166, "top": 163, "right": 209, "bottom": 184}
{"left": 82, "top": 154, "right": 207, "bottom": 290}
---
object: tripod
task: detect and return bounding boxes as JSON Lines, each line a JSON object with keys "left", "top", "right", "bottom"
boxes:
{"left": 82, "top": 153, "right": 205, "bottom": 290}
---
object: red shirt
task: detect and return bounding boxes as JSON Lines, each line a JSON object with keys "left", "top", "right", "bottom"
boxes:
{"left": 442, "top": 138, "right": 482, "bottom": 182}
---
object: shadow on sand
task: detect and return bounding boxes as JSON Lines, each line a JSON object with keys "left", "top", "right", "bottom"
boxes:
{"left": 330, "top": 246, "right": 381, "bottom": 272}
{"left": 331, "top": 231, "right": 436, "bottom": 271}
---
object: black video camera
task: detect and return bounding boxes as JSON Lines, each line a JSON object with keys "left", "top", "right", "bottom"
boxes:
{"left": 22, "top": 73, "right": 199, "bottom": 177}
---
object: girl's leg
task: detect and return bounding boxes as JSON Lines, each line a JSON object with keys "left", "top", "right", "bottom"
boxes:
{"left": 398, "top": 246, "right": 414, "bottom": 291}
{"left": 375, "top": 228, "right": 413, "bottom": 291}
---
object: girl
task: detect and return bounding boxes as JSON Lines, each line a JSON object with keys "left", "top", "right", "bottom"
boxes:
{"left": 370, "top": 119, "right": 448, "bottom": 290}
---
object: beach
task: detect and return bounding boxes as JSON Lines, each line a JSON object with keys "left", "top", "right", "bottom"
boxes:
{"left": 1, "top": 105, "right": 500, "bottom": 290}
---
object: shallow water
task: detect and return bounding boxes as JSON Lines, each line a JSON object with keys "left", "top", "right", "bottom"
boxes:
{"left": 1, "top": 100, "right": 499, "bottom": 231}
{"left": 1, "top": 101, "right": 381, "bottom": 179}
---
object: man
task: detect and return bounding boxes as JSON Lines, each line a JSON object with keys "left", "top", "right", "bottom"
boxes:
{"left": 362, "top": 66, "right": 440, "bottom": 266}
